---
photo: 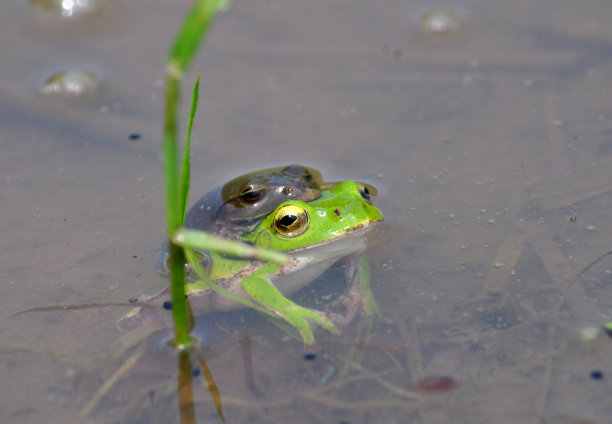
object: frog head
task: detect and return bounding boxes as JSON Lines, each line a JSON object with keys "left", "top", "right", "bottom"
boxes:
{"left": 243, "top": 180, "right": 383, "bottom": 253}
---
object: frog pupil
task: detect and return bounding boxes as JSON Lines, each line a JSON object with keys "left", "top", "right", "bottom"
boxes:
{"left": 359, "top": 186, "right": 370, "bottom": 201}
{"left": 279, "top": 214, "right": 297, "bottom": 227}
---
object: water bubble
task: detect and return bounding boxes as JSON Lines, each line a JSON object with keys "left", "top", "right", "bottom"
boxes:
{"left": 30, "top": 0, "right": 103, "bottom": 19}
{"left": 580, "top": 326, "right": 600, "bottom": 342}
{"left": 40, "top": 68, "right": 99, "bottom": 96}
{"left": 419, "top": 7, "right": 461, "bottom": 35}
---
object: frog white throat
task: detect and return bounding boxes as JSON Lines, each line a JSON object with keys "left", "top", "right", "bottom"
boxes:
{"left": 270, "top": 224, "right": 376, "bottom": 297}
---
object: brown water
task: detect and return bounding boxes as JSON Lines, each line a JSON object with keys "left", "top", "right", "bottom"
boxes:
{"left": 2, "top": 0, "right": 612, "bottom": 423}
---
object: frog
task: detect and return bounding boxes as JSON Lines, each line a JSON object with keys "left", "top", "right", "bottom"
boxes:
{"left": 120, "top": 180, "right": 383, "bottom": 346}
{"left": 161, "top": 164, "right": 376, "bottom": 270}
{"left": 158, "top": 164, "right": 328, "bottom": 273}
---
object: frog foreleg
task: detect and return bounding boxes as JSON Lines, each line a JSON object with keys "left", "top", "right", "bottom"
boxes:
{"left": 241, "top": 264, "right": 338, "bottom": 345}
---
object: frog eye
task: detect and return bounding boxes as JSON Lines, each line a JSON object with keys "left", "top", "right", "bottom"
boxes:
{"left": 273, "top": 204, "right": 309, "bottom": 237}
{"left": 238, "top": 186, "right": 265, "bottom": 205}
{"left": 357, "top": 183, "right": 376, "bottom": 202}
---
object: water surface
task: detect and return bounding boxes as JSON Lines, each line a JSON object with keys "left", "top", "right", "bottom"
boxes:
{"left": 1, "top": 0, "right": 612, "bottom": 423}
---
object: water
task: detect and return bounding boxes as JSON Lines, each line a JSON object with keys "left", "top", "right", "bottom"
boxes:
{"left": 1, "top": 0, "right": 611, "bottom": 422}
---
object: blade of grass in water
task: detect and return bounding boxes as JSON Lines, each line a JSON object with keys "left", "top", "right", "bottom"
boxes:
{"left": 168, "top": 0, "right": 232, "bottom": 76}
{"left": 179, "top": 72, "right": 199, "bottom": 225}
{"left": 197, "top": 355, "right": 225, "bottom": 421}
{"left": 177, "top": 350, "right": 196, "bottom": 423}
{"left": 164, "top": 0, "right": 230, "bottom": 347}
{"left": 174, "top": 229, "right": 288, "bottom": 264}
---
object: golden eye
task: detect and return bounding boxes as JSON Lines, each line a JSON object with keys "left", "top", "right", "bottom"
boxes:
{"left": 273, "top": 204, "right": 309, "bottom": 237}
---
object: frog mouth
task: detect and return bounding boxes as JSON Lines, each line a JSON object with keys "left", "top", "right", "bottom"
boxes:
{"left": 288, "top": 219, "right": 382, "bottom": 255}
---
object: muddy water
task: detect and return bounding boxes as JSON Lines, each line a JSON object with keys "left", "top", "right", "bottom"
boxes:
{"left": 1, "top": 0, "right": 612, "bottom": 423}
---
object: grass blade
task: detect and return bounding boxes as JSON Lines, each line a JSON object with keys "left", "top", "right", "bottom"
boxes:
{"left": 168, "top": 0, "right": 231, "bottom": 75}
{"left": 174, "top": 229, "right": 288, "bottom": 264}
{"left": 179, "top": 72, "right": 200, "bottom": 225}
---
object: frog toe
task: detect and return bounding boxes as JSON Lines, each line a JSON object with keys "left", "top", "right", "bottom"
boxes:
{"left": 282, "top": 305, "right": 338, "bottom": 344}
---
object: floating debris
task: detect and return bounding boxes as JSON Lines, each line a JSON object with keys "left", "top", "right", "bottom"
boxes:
{"left": 303, "top": 353, "right": 317, "bottom": 361}
{"left": 414, "top": 375, "right": 458, "bottom": 392}
{"left": 589, "top": 370, "right": 604, "bottom": 381}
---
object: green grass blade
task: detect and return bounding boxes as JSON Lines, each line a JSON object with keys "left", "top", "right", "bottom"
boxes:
{"left": 174, "top": 229, "right": 289, "bottom": 264}
{"left": 163, "top": 77, "right": 181, "bottom": 237}
{"left": 164, "top": 0, "right": 231, "bottom": 348}
{"left": 179, "top": 73, "right": 200, "bottom": 225}
{"left": 163, "top": 74, "right": 190, "bottom": 346}
{"left": 168, "top": 0, "right": 231, "bottom": 76}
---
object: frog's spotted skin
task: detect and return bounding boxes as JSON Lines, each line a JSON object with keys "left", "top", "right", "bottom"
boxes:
{"left": 121, "top": 176, "right": 383, "bottom": 346}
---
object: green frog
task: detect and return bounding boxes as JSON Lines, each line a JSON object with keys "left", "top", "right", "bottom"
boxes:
{"left": 121, "top": 180, "right": 382, "bottom": 345}
{"left": 162, "top": 164, "right": 376, "bottom": 269}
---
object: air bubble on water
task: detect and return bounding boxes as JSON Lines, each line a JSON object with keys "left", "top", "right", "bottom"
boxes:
{"left": 40, "top": 68, "right": 99, "bottom": 96}
{"left": 30, "top": 0, "right": 103, "bottom": 19}
{"left": 579, "top": 326, "right": 600, "bottom": 342}
{"left": 419, "top": 7, "right": 461, "bottom": 35}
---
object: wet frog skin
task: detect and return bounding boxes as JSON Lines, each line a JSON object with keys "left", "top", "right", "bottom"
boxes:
{"left": 185, "top": 164, "right": 326, "bottom": 238}
{"left": 122, "top": 176, "right": 382, "bottom": 345}
{"left": 158, "top": 164, "right": 338, "bottom": 272}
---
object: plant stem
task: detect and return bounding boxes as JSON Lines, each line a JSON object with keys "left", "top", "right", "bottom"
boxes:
{"left": 163, "top": 65, "right": 190, "bottom": 347}
{"left": 163, "top": 0, "right": 231, "bottom": 349}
